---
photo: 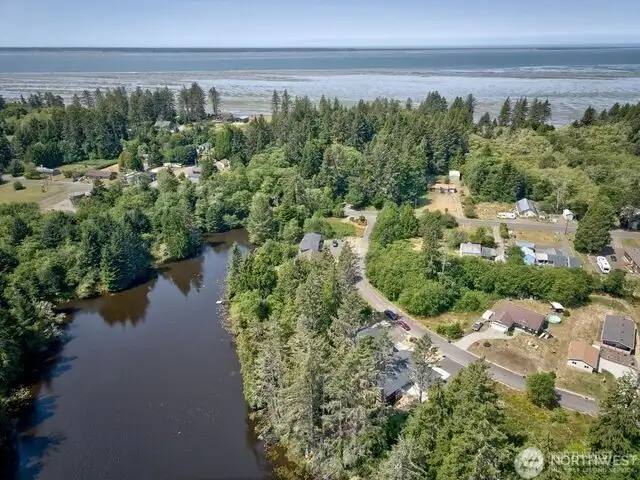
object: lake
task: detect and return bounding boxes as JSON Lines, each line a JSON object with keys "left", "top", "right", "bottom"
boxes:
{"left": 16, "top": 230, "right": 274, "bottom": 480}
{"left": 1, "top": 47, "right": 640, "bottom": 124}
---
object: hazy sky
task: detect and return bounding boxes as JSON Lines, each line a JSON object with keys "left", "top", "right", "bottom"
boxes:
{"left": 1, "top": 0, "right": 638, "bottom": 47}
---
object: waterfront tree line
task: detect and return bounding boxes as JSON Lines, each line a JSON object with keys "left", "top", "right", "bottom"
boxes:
{"left": 1, "top": 89, "right": 640, "bottom": 477}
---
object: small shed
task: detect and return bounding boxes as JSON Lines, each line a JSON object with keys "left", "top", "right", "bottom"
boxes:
{"left": 448, "top": 170, "right": 461, "bottom": 182}
{"left": 562, "top": 209, "right": 574, "bottom": 222}
{"left": 549, "top": 302, "right": 565, "bottom": 313}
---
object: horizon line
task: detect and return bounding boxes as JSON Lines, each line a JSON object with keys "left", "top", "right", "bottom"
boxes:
{"left": 1, "top": 42, "right": 640, "bottom": 52}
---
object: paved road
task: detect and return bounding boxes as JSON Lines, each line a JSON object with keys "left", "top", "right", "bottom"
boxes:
{"left": 346, "top": 207, "right": 600, "bottom": 415}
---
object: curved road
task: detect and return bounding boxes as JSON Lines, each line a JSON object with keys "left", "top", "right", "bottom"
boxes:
{"left": 346, "top": 207, "right": 606, "bottom": 415}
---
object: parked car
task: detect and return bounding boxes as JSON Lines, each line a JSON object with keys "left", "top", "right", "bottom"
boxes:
{"left": 610, "top": 255, "right": 617, "bottom": 262}
{"left": 332, "top": 239, "right": 339, "bottom": 247}
{"left": 472, "top": 321, "right": 483, "bottom": 331}
{"left": 384, "top": 309, "right": 399, "bottom": 321}
{"left": 397, "top": 321, "right": 411, "bottom": 331}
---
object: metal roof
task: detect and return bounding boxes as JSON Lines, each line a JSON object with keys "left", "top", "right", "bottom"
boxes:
{"left": 515, "top": 198, "right": 538, "bottom": 215}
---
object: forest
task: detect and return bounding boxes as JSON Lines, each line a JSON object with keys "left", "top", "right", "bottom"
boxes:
{"left": 1, "top": 86, "right": 640, "bottom": 477}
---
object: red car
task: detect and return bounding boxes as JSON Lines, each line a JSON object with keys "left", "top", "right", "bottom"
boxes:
{"left": 397, "top": 321, "right": 411, "bottom": 331}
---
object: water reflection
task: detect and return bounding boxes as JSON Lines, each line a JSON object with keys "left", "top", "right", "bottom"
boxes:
{"left": 17, "top": 231, "right": 273, "bottom": 480}
{"left": 159, "top": 255, "right": 205, "bottom": 297}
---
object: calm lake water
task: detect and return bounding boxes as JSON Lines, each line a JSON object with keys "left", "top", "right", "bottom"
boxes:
{"left": 1, "top": 47, "right": 640, "bottom": 124}
{"left": 16, "top": 231, "right": 274, "bottom": 480}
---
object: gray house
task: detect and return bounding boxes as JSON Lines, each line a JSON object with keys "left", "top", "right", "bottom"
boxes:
{"left": 601, "top": 314, "right": 637, "bottom": 354}
{"left": 459, "top": 242, "right": 497, "bottom": 260}
{"left": 515, "top": 198, "right": 539, "bottom": 218}
{"left": 299, "top": 232, "right": 323, "bottom": 256}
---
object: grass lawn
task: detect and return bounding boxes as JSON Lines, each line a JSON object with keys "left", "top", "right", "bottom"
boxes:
{"left": 326, "top": 218, "right": 364, "bottom": 238}
{"left": 498, "top": 384, "right": 593, "bottom": 450}
{"left": 556, "top": 367, "right": 615, "bottom": 402}
{"left": 59, "top": 159, "right": 117, "bottom": 171}
{"left": 474, "top": 202, "right": 514, "bottom": 220}
{"left": 622, "top": 238, "right": 640, "bottom": 248}
{"left": 468, "top": 297, "right": 631, "bottom": 399}
{"left": 415, "top": 191, "right": 463, "bottom": 217}
{"left": 0, "top": 182, "right": 66, "bottom": 206}
{"left": 513, "top": 228, "right": 562, "bottom": 245}
{"left": 415, "top": 310, "right": 479, "bottom": 332}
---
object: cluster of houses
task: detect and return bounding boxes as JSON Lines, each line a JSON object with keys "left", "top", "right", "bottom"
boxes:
{"left": 484, "top": 302, "right": 637, "bottom": 375}
{"left": 516, "top": 241, "right": 582, "bottom": 269}
{"left": 567, "top": 313, "right": 637, "bottom": 373}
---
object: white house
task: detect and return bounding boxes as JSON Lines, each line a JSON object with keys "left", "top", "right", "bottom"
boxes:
{"left": 567, "top": 340, "right": 600, "bottom": 373}
{"left": 562, "top": 209, "right": 574, "bottom": 222}
{"left": 515, "top": 198, "right": 539, "bottom": 218}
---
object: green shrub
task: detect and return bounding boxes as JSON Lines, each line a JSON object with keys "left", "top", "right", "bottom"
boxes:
{"left": 483, "top": 340, "right": 491, "bottom": 347}
{"left": 436, "top": 323, "right": 463, "bottom": 340}
{"left": 24, "top": 166, "right": 42, "bottom": 180}
{"left": 13, "top": 181, "right": 25, "bottom": 191}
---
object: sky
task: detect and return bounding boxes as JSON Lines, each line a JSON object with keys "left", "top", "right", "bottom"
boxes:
{"left": 1, "top": 0, "right": 639, "bottom": 48}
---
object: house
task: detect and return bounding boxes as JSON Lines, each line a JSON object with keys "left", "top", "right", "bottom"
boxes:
{"left": 215, "top": 159, "right": 231, "bottom": 172}
{"left": 562, "top": 209, "right": 574, "bottom": 222}
{"left": 567, "top": 341, "right": 600, "bottom": 373}
{"left": 516, "top": 243, "right": 581, "bottom": 269}
{"left": 601, "top": 314, "right": 637, "bottom": 354}
{"left": 429, "top": 183, "right": 457, "bottom": 193}
{"left": 448, "top": 170, "right": 461, "bottom": 182}
{"left": 196, "top": 142, "right": 212, "bottom": 155}
{"left": 299, "top": 232, "right": 324, "bottom": 256}
{"left": 85, "top": 170, "right": 116, "bottom": 181}
{"left": 154, "top": 120, "right": 176, "bottom": 131}
{"left": 490, "top": 302, "right": 546, "bottom": 334}
{"left": 69, "top": 191, "right": 90, "bottom": 204}
{"left": 624, "top": 248, "right": 640, "bottom": 274}
{"left": 515, "top": 198, "right": 538, "bottom": 218}
{"left": 36, "top": 166, "right": 59, "bottom": 175}
{"left": 459, "top": 242, "right": 497, "bottom": 260}
{"left": 380, "top": 350, "right": 412, "bottom": 403}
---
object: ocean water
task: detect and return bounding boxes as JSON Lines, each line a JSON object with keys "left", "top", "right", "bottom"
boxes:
{"left": 1, "top": 47, "right": 639, "bottom": 124}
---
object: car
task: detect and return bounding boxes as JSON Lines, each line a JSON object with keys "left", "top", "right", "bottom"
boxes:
{"left": 332, "top": 239, "right": 339, "bottom": 247}
{"left": 397, "top": 321, "right": 411, "bottom": 331}
{"left": 610, "top": 255, "right": 617, "bottom": 262}
{"left": 472, "top": 321, "right": 483, "bottom": 331}
{"left": 383, "top": 309, "right": 399, "bottom": 321}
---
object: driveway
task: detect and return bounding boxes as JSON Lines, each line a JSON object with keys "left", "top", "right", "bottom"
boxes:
{"left": 454, "top": 327, "right": 517, "bottom": 351}
{"left": 599, "top": 358, "right": 637, "bottom": 379}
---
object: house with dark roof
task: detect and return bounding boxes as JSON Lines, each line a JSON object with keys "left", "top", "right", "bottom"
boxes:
{"left": 515, "top": 198, "right": 538, "bottom": 218}
{"left": 490, "top": 302, "right": 547, "bottom": 334}
{"left": 567, "top": 340, "right": 600, "bottom": 373}
{"left": 601, "top": 314, "right": 637, "bottom": 354}
{"left": 459, "top": 242, "right": 497, "bottom": 260}
{"left": 299, "top": 232, "right": 323, "bottom": 256}
{"left": 379, "top": 350, "right": 440, "bottom": 404}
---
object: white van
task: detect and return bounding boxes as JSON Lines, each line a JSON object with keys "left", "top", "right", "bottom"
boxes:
{"left": 497, "top": 212, "right": 517, "bottom": 220}
{"left": 596, "top": 256, "right": 611, "bottom": 274}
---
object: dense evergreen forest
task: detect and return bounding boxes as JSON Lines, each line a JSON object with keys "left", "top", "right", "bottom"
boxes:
{"left": 1, "top": 86, "right": 640, "bottom": 477}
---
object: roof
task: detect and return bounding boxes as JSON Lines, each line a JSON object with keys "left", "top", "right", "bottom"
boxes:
{"left": 460, "top": 242, "right": 497, "bottom": 258}
{"left": 567, "top": 341, "right": 600, "bottom": 369}
{"left": 537, "top": 247, "right": 563, "bottom": 256}
{"left": 516, "top": 241, "right": 536, "bottom": 249}
{"left": 448, "top": 170, "right": 461, "bottom": 176}
{"left": 492, "top": 302, "right": 546, "bottom": 332}
{"left": 515, "top": 198, "right": 538, "bottom": 215}
{"left": 626, "top": 248, "right": 640, "bottom": 266}
{"left": 381, "top": 351, "right": 412, "bottom": 398}
{"left": 567, "top": 256, "right": 582, "bottom": 269}
{"left": 602, "top": 314, "right": 637, "bottom": 351}
{"left": 550, "top": 302, "right": 564, "bottom": 310}
{"left": 154, "top": 120, "right": 172, "bottom": 128}
{"left": 299, "top": 232, "right": 323, "bottom": 253}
